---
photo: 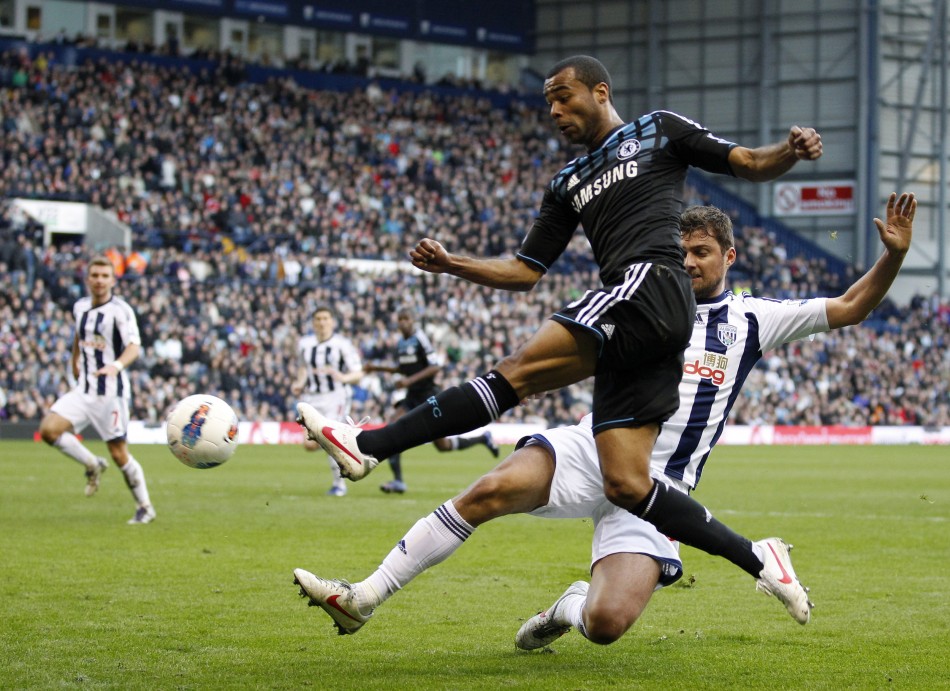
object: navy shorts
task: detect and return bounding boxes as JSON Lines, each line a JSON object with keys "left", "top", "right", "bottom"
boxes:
{"left": 551, "top": 262, "right": 694, "bottom": 433}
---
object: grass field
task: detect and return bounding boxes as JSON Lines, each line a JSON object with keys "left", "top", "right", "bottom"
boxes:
{"left": 2, "top": 439, "right": 948, "bottom": 690}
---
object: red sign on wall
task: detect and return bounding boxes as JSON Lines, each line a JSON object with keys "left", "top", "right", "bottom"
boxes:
{"left": 773, "top": 181, "right": 856, "bottom": 216}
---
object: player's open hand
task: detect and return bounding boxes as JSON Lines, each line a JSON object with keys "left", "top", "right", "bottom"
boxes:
{"left": 410, "top": 238, "right": 450, "bottom": 273}
{"left": 873, "top": 192, "right": 915, "bottom": 255}
{"left": 788, "top": 126, "right": 822, "bottom": 160}
{"left": 94, "top": 363, "right": 121, "bottom": 377}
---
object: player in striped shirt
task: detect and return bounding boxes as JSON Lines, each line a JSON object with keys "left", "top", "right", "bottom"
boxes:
{"left": 364, "top": 308, "right": 498, "bottom": 494}
{"left": 291, "top": 305, "right": 364, "bottom": 497}
{"left": 292, "top": 193, "right": 914, "bottom": 640}
{"left": 38, "top": 255, "right": 156, "bottom": 524}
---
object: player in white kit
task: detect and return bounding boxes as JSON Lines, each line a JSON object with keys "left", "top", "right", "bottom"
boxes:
{"left": 38, "top": 256, "right": 156, "bottom": 524}
{"left": 292, "top": 193, "right": 914, "bottom": 645}
{"left": 291, "top": 305, "right": 364, "bottom": 497}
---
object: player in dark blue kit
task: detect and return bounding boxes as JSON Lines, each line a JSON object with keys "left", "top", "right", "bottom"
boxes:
{"left": 364, "top": 308, "right": 498, "bottom": 493}
{"left": 299, "top": 56, "right": 822, "bottom": 584}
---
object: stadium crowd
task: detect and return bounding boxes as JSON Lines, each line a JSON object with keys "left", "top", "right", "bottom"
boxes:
{"left": 1, "top": 45, "right": 948, "bottom": 429}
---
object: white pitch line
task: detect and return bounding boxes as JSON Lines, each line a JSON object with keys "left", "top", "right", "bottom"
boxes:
{"left": 715, "top": 509, "right": 947, "bottom": 523}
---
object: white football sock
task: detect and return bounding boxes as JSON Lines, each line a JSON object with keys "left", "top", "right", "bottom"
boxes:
{"left": 121, "top": 457, "right": 152, "bottom": 508}
{"left": 54, "top": 432, "right": 97, "bottom": 467}
{"left": 357, "top": 501, "right": 474, "bottom": 612}
{"left": 555, "top": 590, "right": 587, "bottom": 630}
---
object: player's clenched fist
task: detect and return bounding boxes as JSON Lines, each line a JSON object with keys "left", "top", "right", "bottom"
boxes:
{"left": 410, "top": 238, "right": 450, "bottom": 273}
{"left": 788, "top": 126, "right": 822, "bottom": 161}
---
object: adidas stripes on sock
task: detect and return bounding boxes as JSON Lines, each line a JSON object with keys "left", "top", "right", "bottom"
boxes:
{"left": 358, "top": 371, "right": 519, "bottom": 459}
{"left": 357, "top": 501, "right": 474, "bottom": 610}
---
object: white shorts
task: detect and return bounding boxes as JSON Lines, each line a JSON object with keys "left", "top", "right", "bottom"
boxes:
{"left": 524, "top": 422, "right": 684, "bottom": 587}
{"left": 51, "top": 389, "right": 130, "bottom": 442}
{"left": 300, "top": 391, "right": 351, "bottom": 420}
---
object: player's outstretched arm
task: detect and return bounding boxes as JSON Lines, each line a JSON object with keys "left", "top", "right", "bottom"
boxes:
{"left": 410, "top": 238, "right": 543, "bottom": 291}
{"left": 728, "top": 126, "right": 823, "bottom": 182}
{"left": 825, "top": 192, "right": 915, "bottom": 329}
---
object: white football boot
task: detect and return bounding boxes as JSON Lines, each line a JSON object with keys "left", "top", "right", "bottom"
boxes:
{"left": 85, "top": 457, "right": 108, "bottom": 497}
{"left": 127, "top": 505, "right": 156, "bottom": 525}
{"left": 295, "top": 402, "right": 379, "bottom": 480}
{"left": 515, "top": 580, "right": 589, "bottom": 650}
{"left": 754, "top": 537, "right": 813, "bottom": 624}
{"left": 293, "top": 569, "right": 373, "bottom": 635}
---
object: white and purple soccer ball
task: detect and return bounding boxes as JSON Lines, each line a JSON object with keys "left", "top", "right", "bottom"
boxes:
{"left": 166, "top": 394, "right": 239, "bottom": 469}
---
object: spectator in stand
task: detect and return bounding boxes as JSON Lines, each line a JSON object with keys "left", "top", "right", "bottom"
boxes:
{"left": 0, "top": 48, "right": 946, "bottom": 432}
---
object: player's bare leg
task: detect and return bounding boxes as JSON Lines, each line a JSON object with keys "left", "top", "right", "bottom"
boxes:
{"left": 294, "top": 443, "right": 555, "bottom": 633}
{"left": 582, "top": 552, "right": 661, "bottom": 643}
{"left": 516, "top": 552, "right": 660, "bottom": 649}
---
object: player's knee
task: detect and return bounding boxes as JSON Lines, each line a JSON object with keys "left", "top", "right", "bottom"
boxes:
{"left": 38, "top": 418, "right": 61, "bottom": 445}
{"left": 601, "top": 473, "right": 652, "bottom": 510}
{"left": 583, "top": 608, "right": 635, "bottom": 645}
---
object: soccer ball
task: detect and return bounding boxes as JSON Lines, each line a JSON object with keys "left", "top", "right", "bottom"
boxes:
{"left": 166, "top": 394, "right": 239, "bottom": 469}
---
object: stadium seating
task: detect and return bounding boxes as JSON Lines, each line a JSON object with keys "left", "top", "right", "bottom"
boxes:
{"left": 0, "top": 43, "right": 947, "bottom": 429}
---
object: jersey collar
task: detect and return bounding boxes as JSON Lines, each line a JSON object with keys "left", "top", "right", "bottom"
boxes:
{"left": 695, "top": 290, "right": 730, "bottom": 306}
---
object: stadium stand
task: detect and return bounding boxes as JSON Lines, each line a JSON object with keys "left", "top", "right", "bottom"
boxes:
{"left": 1, "top": 43, "right": 948, "bottom": 429}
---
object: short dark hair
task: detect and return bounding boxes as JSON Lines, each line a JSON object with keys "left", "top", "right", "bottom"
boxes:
{"left": 680, "top": 205, "right": 735, "bottom": 253}
{"left": 546, "top": 55, "right": 613, "bottom": 102}
{"left": 313, "top": 304, "right": 337, "bottom": 320}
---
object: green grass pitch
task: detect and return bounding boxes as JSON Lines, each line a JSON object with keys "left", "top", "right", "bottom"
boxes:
{"left": 2, "top": 439, "right": 948, "bottom": 689}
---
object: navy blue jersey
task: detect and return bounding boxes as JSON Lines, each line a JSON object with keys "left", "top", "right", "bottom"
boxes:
{"left": 397, "top": 328, "right": 440, "bottom": 396}
{"left": 518, "top": 111, "right": 738, "bottom": 286}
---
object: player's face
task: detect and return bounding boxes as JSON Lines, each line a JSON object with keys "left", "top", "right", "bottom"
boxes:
{"left": 543, "top": 69, "right": 607, "bottom": 149}
{"left": 86, "top": 263, "right": 116, "bottom": 305}
{"left": 313, "top": 310, "right": 336, "bottom": 341}
{"left": 396, "top": 313, "right": 413, "bottom": 337}
{"left": 682, "top": 230, "right": 735, "bottom": 300}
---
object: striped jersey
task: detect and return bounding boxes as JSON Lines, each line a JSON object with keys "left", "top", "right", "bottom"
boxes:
{"left": 297, "top": 332, "right": 362, "bottom": 395}
{"left": 72, "top": 295, "right": 141, "bottom": 399}
{"left": 652, "top": 290, "right": 830, "bottom": 489}
{"left": 518, "top": 110, "right": 738, "bottom": 286}
{"left": 396, "top": 328, "right": 441, "bottom": 396}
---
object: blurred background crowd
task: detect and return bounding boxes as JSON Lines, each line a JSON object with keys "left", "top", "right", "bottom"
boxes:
{"left": 1, "top": 45, "right": 948, "bottom": 429}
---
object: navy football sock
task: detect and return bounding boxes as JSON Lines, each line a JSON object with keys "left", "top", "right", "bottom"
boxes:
{"left": 633, "top": 481, "right": 763, "bottom": 577}
{"left": 358, "top": 371, "right": 519, "bottom": 459}
{"left": 387, "top": 454, "right": 402, "bottom": 482}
